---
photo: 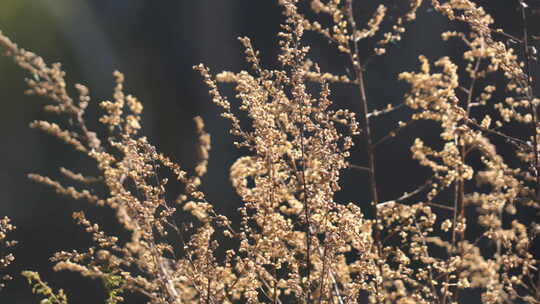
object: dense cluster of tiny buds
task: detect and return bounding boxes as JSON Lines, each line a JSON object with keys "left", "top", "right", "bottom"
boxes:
{"left": 0, "top": 217, "right": 16, "bottom": 290}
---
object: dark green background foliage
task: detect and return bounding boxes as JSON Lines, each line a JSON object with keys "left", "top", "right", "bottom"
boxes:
{"left": 0, "top": 1, "right": 538, "bottom": 303}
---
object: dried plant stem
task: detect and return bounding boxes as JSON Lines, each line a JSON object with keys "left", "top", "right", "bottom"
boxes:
{"left": 445, "top": 52, "right": 482, "bottom": 304}
{"left": 308, "top": 226, "right": 344, "bottom": 304}
{"left": 464, "top": 117, "right": 530, "bottom": 151}
{"left": 374, "top": 119, "right": 416, "bottom": 148}
{"left": 414, "top": 220, "right": 442, "bottom": 302}
{"left": 348, "top": 164, "right": 371, "bottom": 172}
{"left": 286, "top": 16, "right": 315, "bottom": 301}
{"left": 394, "top": 179, "right": 434, "bottom": 203}
{"left": 266, "top": 154, "right": 279, "bottom": 304}
{"left": 443, "top": 162, "right": 461, "bottom": 304}
{"left": 272, "top": 262, "right": 278, "bottom": 304}
{"left": 344, "top": 1, "right": 385, "bottom": 300}
{"left": 519, "top": 0, "right": 540, "bottom": 199}
{"left": 367, "top": 102, "right": 406, "bottom": 118}
{"left": 345, "top": 0, "right": 379, "bottom": 212}
{"left": 344, "top": 0, "right": 380, "bottom": 243}
{"left": 457, "top": 56, "right": 481, "bottom": 243}
{"left": 426, "top": 201, "right": 455, "bottom": 212}
{"left": 317, "top": 244, "right": 328, "bottom": 304}
{"left": 150, "top": 244, "right": 180, "bottom": 304}
{"left": 519, "top": 0, "right": 540, "bottom": 295}
{"left": 206, "top": 278, "right": 212, "bottom": 304}
{"left": 297, "top": 59, "right": 312, "bottom": 304}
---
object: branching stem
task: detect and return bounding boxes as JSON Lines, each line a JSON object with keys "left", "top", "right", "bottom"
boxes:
{"left": 519, "top": 0, "right": 540, "bottom": 199}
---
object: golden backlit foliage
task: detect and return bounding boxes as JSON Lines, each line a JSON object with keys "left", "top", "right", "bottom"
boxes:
{"left": 1, "top": 0, "right": 540, "bottom": 303}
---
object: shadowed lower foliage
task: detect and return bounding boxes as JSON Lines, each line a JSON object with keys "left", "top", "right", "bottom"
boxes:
{"left": 1, "top": 0, "right": 540, "bottom": 303}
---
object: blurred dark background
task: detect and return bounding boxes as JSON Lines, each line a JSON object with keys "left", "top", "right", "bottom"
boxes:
{"left": 0, "top": 1, "right": 538, "bottom": 303}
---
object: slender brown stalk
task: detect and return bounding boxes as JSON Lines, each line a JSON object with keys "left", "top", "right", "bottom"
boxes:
{"left": 344, "top": 2, "right": 385, "bottom": 301}
{"left": 206, "top": 278, "right": 212, "bottom": 304}
{"left": 374, "top": 120, "right": 416, "bottom": 148}
{"left": 317, "top": 244, "right": 328, "bottom": 304}
{"left": 520, "top": 0, "right": 540, "bottom": 199}
{"left": 344, "top": 0, "right": 380, "bottom": 233}
{"left": 299, "top": 110, "right": 312, "bottom": 303}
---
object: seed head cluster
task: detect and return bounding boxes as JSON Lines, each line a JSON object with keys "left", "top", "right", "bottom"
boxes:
{"left": 1, "top": 0, "right": 540, "bottom": 303}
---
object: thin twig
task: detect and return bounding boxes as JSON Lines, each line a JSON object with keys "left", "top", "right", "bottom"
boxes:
{"left": 308, "top": 224, "right": 345, "bottom": 304}
{"left": 344, "top": 0, "right": 380, "bottom": 227}
{"left": 414, "top": 220, "right": 443, "bottom": 302}
{"left": 366, "top": 102, "right": 406, "bottom": 118}
{"left": 394, "top": 179, "right": 434, "bottom": 203}
{"left": 425, "top": 201, "right": 455, "bottom": 211}
{"left": 317, "top": 243, "right": 329, "bottom": 304}
{"left": 348, "top": 164, "right": 371, "bottom": 172}
{"left": 374, "top": 119, "right": 416, "bottom": 148}
{"left": 206, "top": 278, "right": 212, "bottom": 304}
{"left": 345, "top": 1, "right": 384, "bottom": 299}
{"left": 464, "top": 117, "right": 531, "bottom": 151}
{"left": 291, "top": 25, "right": 313, "bottom": 302}
{"left": 519, "top": 0, "right": 540, "bottom": 199}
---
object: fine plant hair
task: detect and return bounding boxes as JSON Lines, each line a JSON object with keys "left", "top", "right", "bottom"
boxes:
{"left": 1, "top": 0, "right": 540, "bottom": 303}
